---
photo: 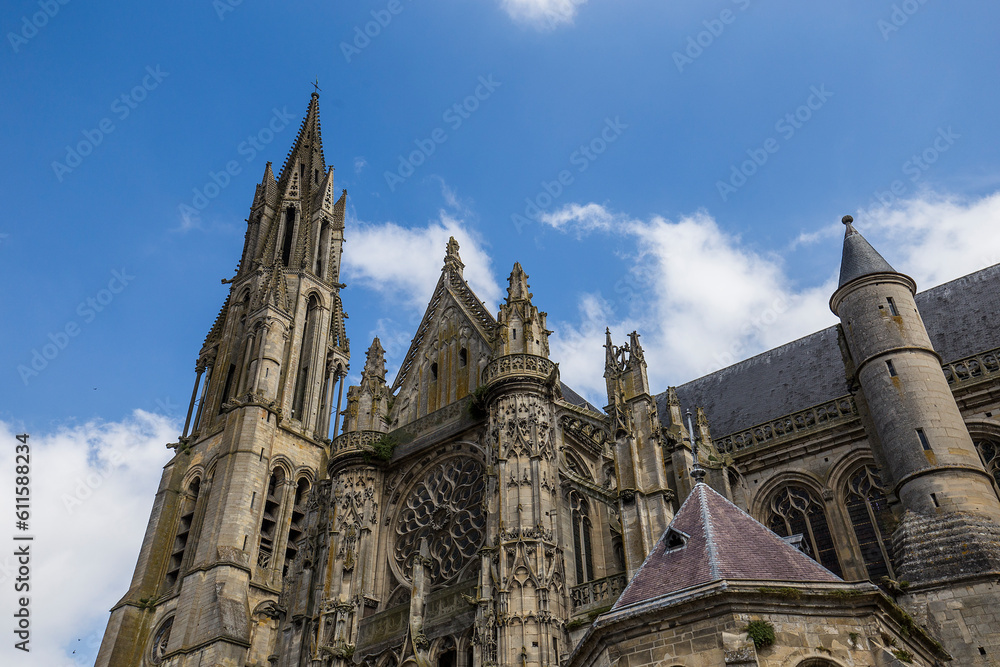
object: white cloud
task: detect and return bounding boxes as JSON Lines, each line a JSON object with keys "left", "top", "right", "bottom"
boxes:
{"left": 861, "top": 191, "right": 1000, "bottom": 288}
{"left": 353, "top": 156, "right": 368, "bottom": 174}
{"left": 500, "top": 0, "right": 588, "bottom": 29}
{"left": 0, "top": 412, "right": 176, "bottom": 667}
{"left": 343, "top": 211, "right": 502, "bottom": 312}
{"left": 542, "top": 191, "right": 1000, "bottom": 405}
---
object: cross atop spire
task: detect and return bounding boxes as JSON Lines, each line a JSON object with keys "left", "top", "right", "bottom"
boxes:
{"left": 311, "top": 77, "right": 321, "bottom": 95}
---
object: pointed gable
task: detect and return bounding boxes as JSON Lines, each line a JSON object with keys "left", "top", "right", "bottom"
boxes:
{"left": 613, "top": 483, "right": 841, "bottom": 610}
{"left": 389, "top": 239, "right": 497, "bottom": 426}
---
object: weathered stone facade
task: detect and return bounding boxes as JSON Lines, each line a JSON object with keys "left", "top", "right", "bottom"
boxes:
{"left": 97, "top": 97, "right": 1000, "bottom": 667}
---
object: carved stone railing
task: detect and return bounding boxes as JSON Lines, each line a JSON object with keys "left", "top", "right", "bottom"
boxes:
{"left": 482, "top": 354, "right": 555, "bottom": 386}
{"left": 715, "top": 396, "right": 857, "bottom": 455}
{"left": 570, "top": 573, "right": 627, "bottom": 612}
{"left": 331, "top": 430, "right": 383, "bottom": 454}
{"left": 943, "top": 347, "right": 1000, "bottom": 388}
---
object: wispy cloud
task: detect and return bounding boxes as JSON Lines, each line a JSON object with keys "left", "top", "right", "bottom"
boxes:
{"left": 0, "top": 412, "right": 176, "bottom": 666}
{"left": 354, "top": 156, "right": 368, "bottom": 174}
{"left": 542, "top": 191, "right": 1000, "bottom": 404}
{"left": 500, "top": 0, "right": 588, "bottom": 30}
{"left": 343, "top": 211, "right": 502, "bottom": 312}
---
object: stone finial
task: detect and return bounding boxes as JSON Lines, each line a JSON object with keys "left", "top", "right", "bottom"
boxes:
{"left": 443, "top": 236, "right": 464, "bottom": 276}
{"left": 842, "top": 214, "right": 853, "bottom": 225}
{"left": 506, "top": 262, "right": 531, "bottom": 302}
{"left": 363, "top": 337, "right": 387, "bottom": 383}
{"left": 687, "top": 410, "right": 706, "bottom": 484}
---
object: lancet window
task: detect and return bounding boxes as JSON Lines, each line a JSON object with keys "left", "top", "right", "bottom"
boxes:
{"left": 766, "top": 485, "right": 842, "bottom": 577}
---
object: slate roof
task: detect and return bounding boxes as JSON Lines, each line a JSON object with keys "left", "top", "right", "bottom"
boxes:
{"left": 662, "top": 263, "right": 1000, "bottom": 438}
{"left": 613, "top": 483, "right": 841, "bottom": 610}
{"left": 838, "top": 221, "right": 896, "bottom": 288}
{"left": 560, "top": 382, "right": 603, "bottom": 414}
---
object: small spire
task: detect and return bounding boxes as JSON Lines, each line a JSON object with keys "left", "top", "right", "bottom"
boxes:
{"left": 837, "top": 213, "right": 896, "bottom": 288}
{"left": 687, "top": 409, "right": 706, "bottom": 484}
{"left": 363, "top": 337, "right": 387, "bottom": 383}
{"left": 506, "top": 262, "right": 531, "bottom": 302}
{"left": 443, "top": 236, "right": 464, "bottom": 277}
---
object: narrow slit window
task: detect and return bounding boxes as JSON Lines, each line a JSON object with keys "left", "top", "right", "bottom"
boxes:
{"left": 459, "top": 348, "right": 467, "bottom": 367}
{"left": 886, "top": 360, "right": 897, "bottom": 377}
{"left": 916, "top": 428, "right": 931, "bottom": 451}
{"left": 931, "top": 493, "right": 940, "bottom": 507}
{"left": 431, "top": 362, "right": 438, "bottom": 381}
{"left": 887, "top": 297, "right": 899, "bottom": 316}
{"left": 512, "top": 328, "right": 517, "bottom": 340}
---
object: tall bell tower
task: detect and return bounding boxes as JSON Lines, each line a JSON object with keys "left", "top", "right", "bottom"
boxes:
{"left": 96, "top": 91, "right": 352, "bottom": 667}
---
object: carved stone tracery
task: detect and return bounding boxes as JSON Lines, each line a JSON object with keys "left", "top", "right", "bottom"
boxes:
{"left": 393, "top": 457, "right": 487, "bottom": 585}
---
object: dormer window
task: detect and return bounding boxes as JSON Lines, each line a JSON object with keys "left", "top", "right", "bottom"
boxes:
{"left": 664, "top": 528, "right": 688, "bottom": 551}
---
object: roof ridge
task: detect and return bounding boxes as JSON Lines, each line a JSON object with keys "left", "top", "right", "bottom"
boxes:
{"left": 697, "top": 485, "right": 721, "bottom": 581}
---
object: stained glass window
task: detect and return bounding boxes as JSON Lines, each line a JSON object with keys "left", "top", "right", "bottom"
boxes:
{"left": 844, "top": 465, "right": 894, "bottom": 581}
{"left": 767, "top": 485, "right": 842, "bottom": 577}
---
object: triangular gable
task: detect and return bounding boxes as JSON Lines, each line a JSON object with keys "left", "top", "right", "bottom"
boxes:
{"left": 391, "top": 269, "right": 496, "bottom": 394}
{"left": 613, "top": 483, "right": 841, "bottom": 610}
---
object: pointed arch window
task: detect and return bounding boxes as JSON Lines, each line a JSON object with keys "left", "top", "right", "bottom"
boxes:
{"left": 283, "top": 477, "right": 310, "bottom": 577}
{"left": 292, "top": 295, "right": 321, "bottom": 421}
{"left": 766, "top": 485, "right": 842, "bottom": 577}
{"left": 257, "top": 469, "right": 285, "bottom": 570}
{"left": 165, "top": 477, "right": 201, "bottom": 588}
{"left": 570, "top": 492, "right": 595, "bottom": 583}
{"left": 844, "top": 465, "right": 895, "bottom": 581}
{"left": 281, "top": 206, "right": 296, "bottom": 266}
{"left": 975, "top": 439, "right": 1000, "bottom": 492}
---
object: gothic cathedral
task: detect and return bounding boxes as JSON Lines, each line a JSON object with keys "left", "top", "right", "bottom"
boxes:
{"left": 96, "top": 93, "right": 1000, "bottom": 667}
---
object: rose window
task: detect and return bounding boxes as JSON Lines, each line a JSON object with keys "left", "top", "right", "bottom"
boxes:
{"left": 394, "top": 457, "right": 486, "bottom": 584}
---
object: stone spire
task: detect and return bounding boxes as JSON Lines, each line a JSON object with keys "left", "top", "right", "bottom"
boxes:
{"left": 837, "top": 214, "right": 896, "bottom": 288}
{"left": 277, "top": 91, "right": 326, "bottom": 197}
{"left": 495, "top": 263, "right": 549, "bottom": 357}
{"left": 443, "top": 236, "right": 464, "bottom": 278}
{"left": 362, "top": 337, "right": 387, "bottom": 385}
{"left": 506, "top": 262, "right": 531, "bottom": 302}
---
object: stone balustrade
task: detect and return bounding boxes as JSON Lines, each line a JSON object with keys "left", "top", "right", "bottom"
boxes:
{"left": 570, "top": 573, "right": 628, "bottom": 612}
{"left": 482, "top": 353, "right": 555, "bottom": 386}
{"left": 715, "top": 396, "right": 857, "bottom": 455}
{"left": 943, "top": 347, "right": 1000, "bottom": 387}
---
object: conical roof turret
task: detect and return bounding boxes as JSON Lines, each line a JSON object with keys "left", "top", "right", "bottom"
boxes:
{"left": 837, "top": 215, "right": 896, "bottom": 288}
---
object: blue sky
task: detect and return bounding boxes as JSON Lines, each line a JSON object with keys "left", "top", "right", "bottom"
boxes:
{"left": 2, "top": 0, "right": 1000, "bottom": 664}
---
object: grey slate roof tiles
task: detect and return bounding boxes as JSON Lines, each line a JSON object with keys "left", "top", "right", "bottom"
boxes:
{"left": 662, "top": 262, "right": 1000, "bottom": 438}
{"left": 612, "top": 483, "right": 841, "bottom": 610}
